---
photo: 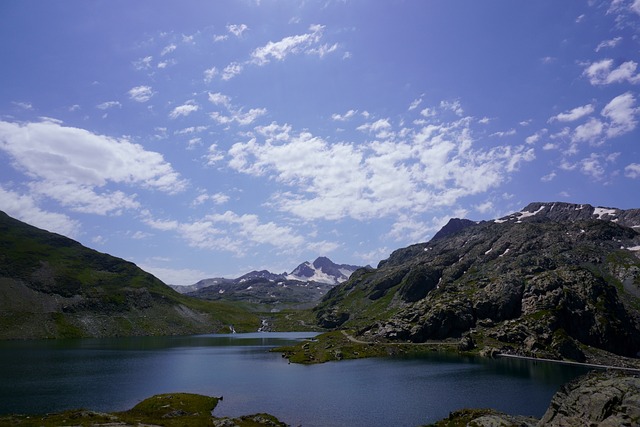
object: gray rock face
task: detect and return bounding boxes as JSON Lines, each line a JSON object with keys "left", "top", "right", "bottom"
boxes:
{"left": 539, "top": 371, "right": 640, "bottom": 427}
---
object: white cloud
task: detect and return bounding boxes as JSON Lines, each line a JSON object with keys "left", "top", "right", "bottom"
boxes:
{"left": 549, "top": 104, "right": 595, "bottom": 122}
{"left": 440, "top": 100, "right": 464, "bottom": 116}
{"left": 228, "top": 107, "right": 535, "bottom": 222}
{"left": 579, "top": 153, "right": 608, "bottom": 180}
{"left": 0, "top": 120, "right": 187, "bottom": 214}
{"left": 208, "top": 92, "right": 231, "bottom": 107}
{"left": 192, "top": 192, "right": 230, "bottom": 206}
{"left": 583, "top": 59, "right": 640, "bottom": 85}
{"left": 331, "top": 109, "right": 357, "bottom": 121}
{"left": 208, "top": 92, "right": 267, "bottom": 126}
{"left": 408, "top": 97, "right": 423, "bottom": 111}
{"left": 490, "top": 129, "right": 516, "bottom": 138}
{"left": 250, "top": 24, "right": 329, "bottom": 66}
{"left": 0, "top": 185, "right": 81, "bottom": 238}
{"left": 541, "top": 171, "right": 556, "bottom": 182}
{"left": 169, "top": 100, "right": 199, "bottom": 119}
{"left": 222, "top": 62, "right": 243, "bottom": 80}
{"left": 96, "top": 101, "right": 121, "bottom": 110}
{"left": 28, "top": 181, "right": 139, "bottom": 215}
{"left": 133, "top": 56, "right": 153, "bottom": 70}
{"left": 625, "top": 163, "right": 640, "bottom": 178}
{"left": 572, "top": 117, "right": 604, "bottom": 143}
{"left": 161, "top": 43, "right": 177, "bottom": 56}
{"left": 175, "top": 125, "right": 208, "bottom": 135}
{"left": 601, "top": 92, "right": 638, "bottom": 137}
{"left": 205, "top": 144, "right": 225, "bottom": 164}
{"left": 142, "top": 210, "right": 307, "bottom": 257}
{"left": 204, "top": 67, "right": 218, "bottom": 83}
{"left": 227, "top": 24, "right": 249, "bottom": 37}
{"left": 128, "top": 85, "right": 154, "bottom": 103}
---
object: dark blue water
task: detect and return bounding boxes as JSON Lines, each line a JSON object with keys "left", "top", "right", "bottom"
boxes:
{"left": 0, "top": 332, "right": 589, "bottom": 426}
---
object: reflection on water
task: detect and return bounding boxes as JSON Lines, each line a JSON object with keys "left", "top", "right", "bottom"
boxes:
{"left": 0, "top": 332, "right": 589, "bottom": 427}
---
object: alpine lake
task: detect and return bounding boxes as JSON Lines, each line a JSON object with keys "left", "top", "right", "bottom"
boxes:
{"left": 0, "top": 332, "right": 590, "bottom": 426}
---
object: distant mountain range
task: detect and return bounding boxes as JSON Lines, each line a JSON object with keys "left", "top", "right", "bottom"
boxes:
{"left": 173, "top": 257, "right": 362, "bottom": 309}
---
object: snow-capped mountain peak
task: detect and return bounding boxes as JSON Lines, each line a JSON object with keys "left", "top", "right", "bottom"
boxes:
{"left": 286, "top": 256, "right": 360, "bottom": 285}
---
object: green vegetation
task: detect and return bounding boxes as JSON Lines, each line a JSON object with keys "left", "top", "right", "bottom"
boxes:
{"left": 0, "top": 393, "right": 287, "bottom": 427}
{"left": 274, "top": 330, "right": 458, "bottom": 364}
{"left": 0, "top": 211, "right": 260, "bottom": 339}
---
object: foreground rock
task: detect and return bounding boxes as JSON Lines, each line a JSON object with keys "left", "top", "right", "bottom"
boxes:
{"left": 0, "top": 393, "right": 287, "bottom": 427}
{"left": 427, "top": 371, "right": 640, "bottom": 427}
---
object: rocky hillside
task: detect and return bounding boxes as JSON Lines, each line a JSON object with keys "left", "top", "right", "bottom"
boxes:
{"left": 0, "top": 211, "right": 259, "bottom": 339}
{"left": 314, "top": 202, "right": 640, "bottom": 363}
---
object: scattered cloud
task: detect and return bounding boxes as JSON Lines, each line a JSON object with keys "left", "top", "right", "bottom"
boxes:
{"left": 169, "top": 100, "right": 199, "bottom": 119}
{"left": 208, "top": 92, "right": 267, "bottom": 126}
{"left": 549, "top": 104, "right": 594, "bottom": 122}
{"left": 204, "top": 67, "right": 218, "bottom": 83}
{"left": 625, "top": 163, "right": 640, "bottom": 178}
{"left": 222, "top": 62, "right": 243, "bottom": 80}
{"left": 228, "top": 102, "right": 535, "bottom": 222}
{"left": 250, "top": 24, "right": 327, "bottom": 66}
{"left": 601, "top": 92, "right": 638, "bottom": 138}
{"left": 227, "top": 24, "right": 249, "bottom": 37}
{"left": 331, "top": 109, "right": 357, "bottom": 121}
{"left": 128, "top": 85, "right": 154, "bottom": 103}
{"left": 595, "top": 36, "right": 623, "bottom": 52}
{"left": 582, "top": 59, "right": 640, "bottom": 85}
{"left": 161, "top": 43, "right": 177, "bottom": 56}
{"left": 133, "top": 55, "right": 153, "bottom": 70}
{"left": 96, "top": 101, "right": 121, "bottom": 110}
{"left": 142, "top": 209, "right": 307, "bottom": 257}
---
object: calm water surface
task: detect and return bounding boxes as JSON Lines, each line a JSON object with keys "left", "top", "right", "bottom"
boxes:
{"left": 0, "top": 332, "right": 590, "bottom": 426}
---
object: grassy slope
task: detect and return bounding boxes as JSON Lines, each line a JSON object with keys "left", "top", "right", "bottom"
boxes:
{"left": 0, "top": 211, "right": 259, "bottom": 339}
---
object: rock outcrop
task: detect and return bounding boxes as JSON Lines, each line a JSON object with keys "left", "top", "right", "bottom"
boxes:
{"left": 429, "top": 371, "right": 640, "bottom": 426}
{"left": 539, "top": 371, "right": 640, "bottom": 426}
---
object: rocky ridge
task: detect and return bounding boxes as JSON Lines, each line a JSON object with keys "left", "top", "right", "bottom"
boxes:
{"left": 314, "top": 202, "right": 640, "bottom": 363}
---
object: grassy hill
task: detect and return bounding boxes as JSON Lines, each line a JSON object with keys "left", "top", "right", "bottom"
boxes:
{"left": 0, "top": 211, "right": 260, "bottom": 339}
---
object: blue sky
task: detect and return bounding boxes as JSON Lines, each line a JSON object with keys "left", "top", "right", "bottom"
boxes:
{"left": 1, "top": 0, "right": 640, "bottom": 285}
